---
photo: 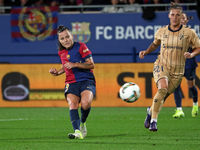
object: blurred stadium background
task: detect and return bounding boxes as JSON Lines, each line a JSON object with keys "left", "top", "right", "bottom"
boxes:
{"left": 0, "top": 1, "right": 200, "bottom": 107}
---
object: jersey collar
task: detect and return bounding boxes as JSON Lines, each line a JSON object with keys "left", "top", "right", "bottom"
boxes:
{"left": 168, "top": 24, "right": 183, "bottom": 32}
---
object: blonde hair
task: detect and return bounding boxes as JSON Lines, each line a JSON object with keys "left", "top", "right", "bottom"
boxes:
{"left": 169, "top": 2, "right": 183, "bottom": 13}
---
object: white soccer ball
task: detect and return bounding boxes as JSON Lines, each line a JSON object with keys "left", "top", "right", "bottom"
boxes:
{"left": 119, "top": 82, "right": 140, "bottom": 103}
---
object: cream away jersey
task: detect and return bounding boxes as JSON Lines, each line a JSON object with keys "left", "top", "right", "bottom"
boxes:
{"left": 153, "top": 24, "right": 200, "bottom": 75}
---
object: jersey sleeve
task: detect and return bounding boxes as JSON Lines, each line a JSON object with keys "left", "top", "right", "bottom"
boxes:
{"left": 190, "top": 29, "right": 200, "bottom": 49}
{"left": 79, "top": 43, "right": 92, "bottom": 60}
{"left": 153, "top": 28, "right": 161, "bottom": 46}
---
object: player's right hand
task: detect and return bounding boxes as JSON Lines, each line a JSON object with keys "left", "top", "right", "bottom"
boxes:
{"left": 139, "top": 51, "right": 146, "bottom": 59}
{"left": 49, "top": 68, "right": 58, "bottom": 76}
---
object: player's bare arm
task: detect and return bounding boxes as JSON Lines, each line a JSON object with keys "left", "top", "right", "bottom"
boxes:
{"left": 139, "top": 43, "right": 159, "bottom": 59}
{"left": 49, "top": 65, "right": 65, "bottom": 76}
{"left": 184, "top": 47, "right": 200, "bottom": 58}
{"left": 64, "top": 57, "right": 94, "bottom": 70}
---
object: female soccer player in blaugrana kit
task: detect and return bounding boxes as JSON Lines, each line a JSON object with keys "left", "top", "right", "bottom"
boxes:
{"left": 139, "top": 2, "right": 200, "bottom": 132}
{"left": 173, "top": 12, "right": 199, "bottom": 118}
{"left": 49, "top": 25, "right": 96, "bottom": 139}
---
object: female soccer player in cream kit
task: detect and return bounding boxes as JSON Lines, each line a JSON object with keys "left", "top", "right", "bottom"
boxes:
{"left": 139, "top": 2, "right": 200, "bottom": 132}
{"left": 172, "top": 12, "right": 199, "bottom": 118}
{"left": 49, "top": 25, "right": 96, "bottom": 139}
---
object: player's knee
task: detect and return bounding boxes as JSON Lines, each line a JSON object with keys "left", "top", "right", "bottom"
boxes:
{"left": 81, "top": 100, "right": 92, "bottom": 110}
{"left": 158, "top": 88, "right": 168, "bottom": 97}
{"left": 157, "top": 77, "right": 168, "bottom": 89}
{"left": 68, "top": 100, "right": 79, "bottom": 109}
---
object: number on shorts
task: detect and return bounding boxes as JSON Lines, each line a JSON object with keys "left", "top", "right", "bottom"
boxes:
{"left": 153, "top": 66, "right": 163, "bottom": 74}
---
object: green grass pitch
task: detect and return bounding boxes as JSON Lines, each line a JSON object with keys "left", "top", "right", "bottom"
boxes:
{"left": 0, "top": 107, "right": 199, "bottom": 150}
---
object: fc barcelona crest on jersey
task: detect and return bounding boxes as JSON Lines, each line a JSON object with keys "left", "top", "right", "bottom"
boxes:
{"left": 71, "top": 22, "right": 91, "bottom": 43}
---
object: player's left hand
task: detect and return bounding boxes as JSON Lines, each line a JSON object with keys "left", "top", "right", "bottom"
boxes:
{"left": 184, "top": 52, "right": 192, "bottom": 59}
{"left": 64, "top": 62, "right": 76, "bottom": 69}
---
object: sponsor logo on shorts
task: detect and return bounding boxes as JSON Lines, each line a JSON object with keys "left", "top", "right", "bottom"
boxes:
{"left": 65, "top": 84, "right": 69, "bottom": 92}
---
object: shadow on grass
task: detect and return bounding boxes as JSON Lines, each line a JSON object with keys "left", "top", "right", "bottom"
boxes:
{"left": 0, "top": 134, "right": 130, "bottom": 143}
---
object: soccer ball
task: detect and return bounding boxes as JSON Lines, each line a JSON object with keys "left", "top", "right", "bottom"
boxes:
{"left": 119, "top": 82, "right": 140, "bottom": 103}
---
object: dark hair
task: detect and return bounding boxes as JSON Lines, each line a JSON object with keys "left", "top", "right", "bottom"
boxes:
{"left": 182, "top": 12, "right": 193, "bottom": 21}
{"left": 57, "top": 25, "right": 71, "bottom": 34}
{"left": 57, "top": 25, "right": 71, "bottom": 51}
{"left": 169, "top": 2, "right": 183, "bottom": 13}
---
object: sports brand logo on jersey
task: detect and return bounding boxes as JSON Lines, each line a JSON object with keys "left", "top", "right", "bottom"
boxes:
{"left": 163, "top": 35, "right": 168, "bottom": 38}
{"left": 71, "top": 22, "right": 91, "bottom": 43}
{"left": 179, "top": 34, "right": 184, "bottom": 40}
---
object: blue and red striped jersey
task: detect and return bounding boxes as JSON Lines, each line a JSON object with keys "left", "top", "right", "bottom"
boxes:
{"left": 58, "top": 42, "right": 95, "bottom": 84}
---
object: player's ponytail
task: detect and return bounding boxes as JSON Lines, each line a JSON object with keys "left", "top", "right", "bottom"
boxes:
{"left": 187, "top": 16, "right": 193, "bottom": 20}
{"left": 182, "top": 12, "right": 193, "bottom": 22}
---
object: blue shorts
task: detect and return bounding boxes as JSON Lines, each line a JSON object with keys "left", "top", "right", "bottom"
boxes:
{"left": 184, "top": 68, "right": 196, "bottom": 81}
{"left": 64, "top": 80, "right": 96, "bottom": 98}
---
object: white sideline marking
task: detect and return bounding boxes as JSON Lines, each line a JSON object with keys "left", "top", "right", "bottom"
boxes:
{"left": 0, "top": 118, "right": 28, "bottom": 121}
